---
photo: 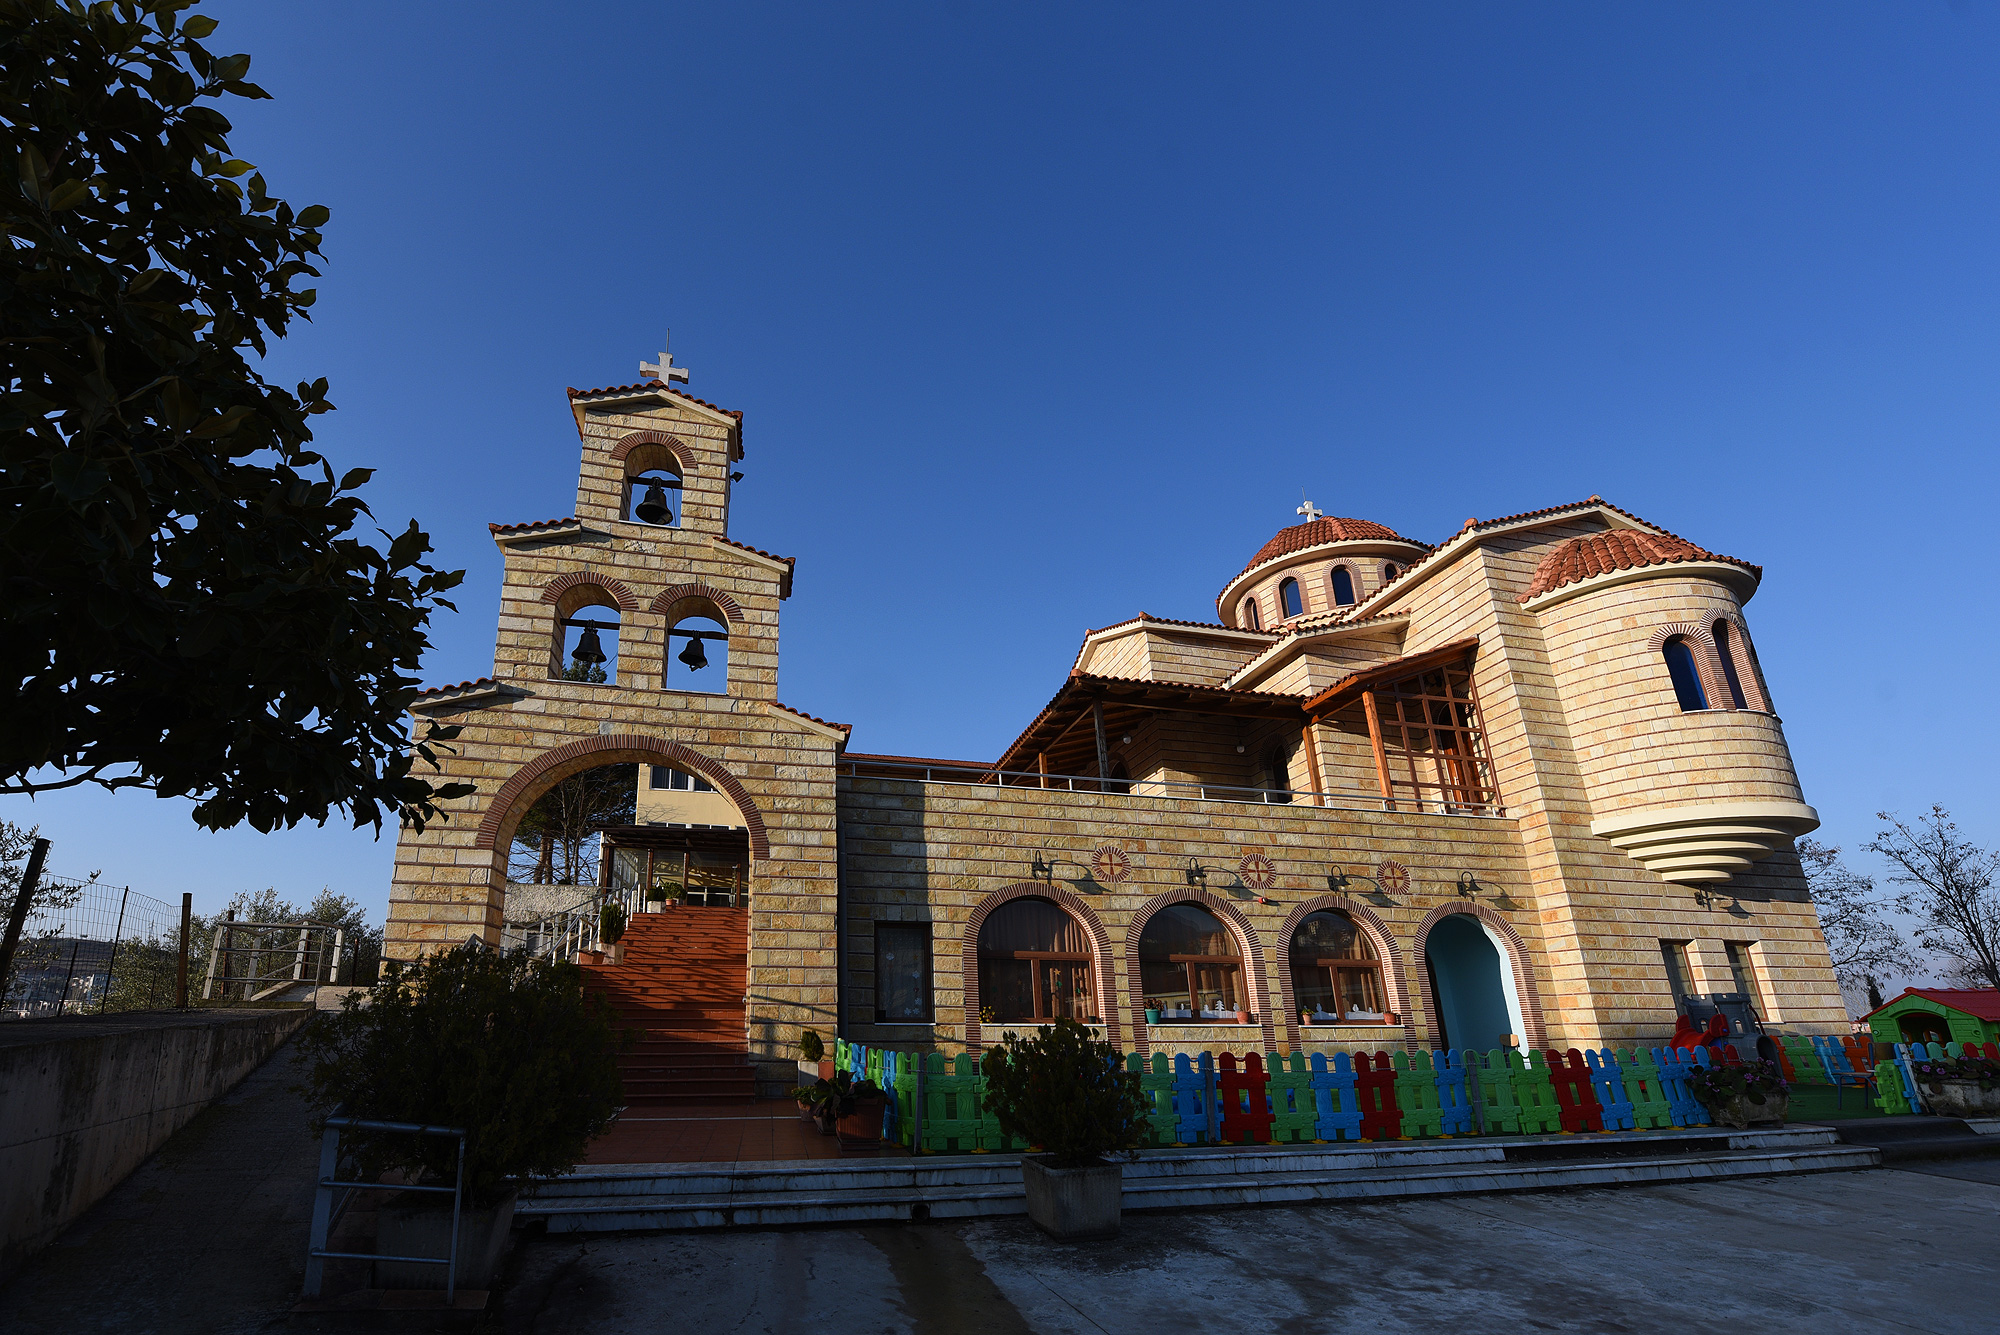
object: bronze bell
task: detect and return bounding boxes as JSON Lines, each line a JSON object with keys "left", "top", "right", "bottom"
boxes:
{"left": 634, "top": 481, "right": 673, "bottom": 526}
{"left": 570, "top": 626, "right": 607, "bottom": 665}
{"left": 677, "top": 634, "right": 708, "bottom": 671}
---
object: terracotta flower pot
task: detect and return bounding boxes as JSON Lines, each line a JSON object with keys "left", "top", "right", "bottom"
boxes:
{"left": 836, "top": 1095, "right": 887, "bottom": 1147}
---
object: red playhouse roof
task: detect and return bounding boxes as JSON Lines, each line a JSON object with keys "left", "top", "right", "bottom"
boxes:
{"left": 1861, "top": 987, "right": 2000, "bottom": 1023}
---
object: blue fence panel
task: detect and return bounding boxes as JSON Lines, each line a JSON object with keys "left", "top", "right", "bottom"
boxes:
{"left": 1433, "top": 1049, "right": 1477, "bottom": 1135}
{"left": 1585, "top": 1049, "right": 1636, "bottom": 1130}
{"left": 1172, "top": 1052, "right": 1213, "bottom": 1145}
{"left": 1651, "top": 1046, "right": 1712, "bottom": 1127}
{"left": 1308, "top": 1051, "right": 1365, "bottom": 1142}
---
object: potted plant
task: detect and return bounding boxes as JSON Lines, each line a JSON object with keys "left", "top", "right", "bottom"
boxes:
{"left": 1236, "top": 1009, "right": 1251, "bottom": 1025}
{"left": 791, "top": 1079, "right": 829, "bottom": 1123}
{"left": 1686, "top": 1056, "right": 1789, "bottom": 1129}
{"left": 979, "top": 1016, "right": 1149, "bottom": 1240}
{"left": 1144, "top": 1006, "right": 1160, "bottom": 1026}
{"left": 1912, "top": 1053, "right": 2000, "bottom": 1117}
{"left": 794, "top": 1071, "right": 886, "bottom": 1143}
{"left": 797, "top": 1028, "right": 828, "bottom": 1086}
{"left": 598, "top": 901, "right": 627, "bottom": 964}
{"left": 295, "top": 943, "right": 625, "bottom": 1291}
{"left": 644, "top": 883, "right": 668, "bottom": 910}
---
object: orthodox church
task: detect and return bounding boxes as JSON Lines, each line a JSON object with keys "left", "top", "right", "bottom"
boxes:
{"left": 388, "top": 347, "right": 1844, "bottom": 1097}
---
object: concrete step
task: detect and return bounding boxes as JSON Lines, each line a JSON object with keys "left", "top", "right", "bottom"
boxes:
{"left": 518, "top": 1127, "right": 1876, "bottom": 1232}
{"left": 1817, "top": 1115, "right": 2000, "bottom": 1162}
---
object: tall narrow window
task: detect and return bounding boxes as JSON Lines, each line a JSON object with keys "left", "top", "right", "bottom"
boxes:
{"left": 1723, "top": 941, "right": 1767, "bottom": 1016}
{"left": 1138, "top": 904, "right": 1244, "bottom": 1021}
{"left": 1263, "top": 748, "right": 1293, "bottom": 803}
{"left": 1660, "top": 941, "right": 1694, "bottom": 1010}
{"left": 1712, "top": 620, "right": 1750, "bottom": 710}
{"left": 1291, "top": 911, "right": 1387, "bottom": 1023}
{"left": 1279, "top": 577, "right": 1303, "bottom": 618}
{"left": 1661, "top": 637, "right": 1708, "bottom": 712}
{"left": 977, "top": 899, "right": 1095, "bottom": 1023}
{"left": 1330, "top": 567, "right": 1356, "bottom": 606}
{"left": 1242, "top": 597, "right": 1261, "bottom": 630}
{"left": 876, "top": 922, "right": 932, "bottom": 1022}
{"left": 1383, "top": 563, "right": 1400, "bottom": 581}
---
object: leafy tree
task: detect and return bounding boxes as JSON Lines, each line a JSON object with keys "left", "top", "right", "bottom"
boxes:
{"left": 294, "top": 943, "right": 626, "bottom": 1206}
{"left": 1797, "top": 836, "right": 1916, "bottom": 992}
{"left": 508, "top": 764, "right": 637, "bottom": 886}
{"left": 1, "top": 0, "right": 469, "bottom": 832}
{"left": 1868, "top": 807, "right": 2000, "bottom": 990}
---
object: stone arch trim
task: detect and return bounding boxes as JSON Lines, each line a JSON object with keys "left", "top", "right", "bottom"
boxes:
{"left": 1410, "top": 902, "right": 1548, "bottom": 1053}
{"left": 960, "top": 884, "right": 1120, "bottom": 1053}
{"left": 473, "top": 733, "right": 769, "bottom": 860}
{"left": 1123, "top": 888, "right": 1277, "bottom": 1056}
{"left": 1708, "top": 612, "right": 1772, "bottom": 712}
{"left": 1323, "top": 561, "right": 1362, "bottom": 610}
{"left": 1647, "top": 620, "right": 1729, "bottom": 713}
{"left": 648, "top": 582, "right": 744, "bottom": 625}
{"left": 539, "top": 571, "right": 641, "bottom": 615}
{"left": 610, "top": 429, "right": 693, "bottom": 474}
{"left": 1270, "top": 894, "right": 1416, "bottom": 1052}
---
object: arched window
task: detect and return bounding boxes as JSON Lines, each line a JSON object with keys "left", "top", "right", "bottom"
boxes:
{"left": 1712, "top": 619, "right": 1751, "bottom": 710}
{"left": 553, "top": 594, "right": 619, "bottom": 683}
{"left": 1139, "top": 903, "right": 1246, "bottom": 1021}
{"left": 1242, "top": 597, "right": 1261, "bottom": 630}
{"left": 1105, "top": 758, "right": 1131, "bottom": 795}
{"left": 625, "top": 459, "right": 683, "bottom": 528}
{"left": 1290, "top": 911, "right": 1387, "bottom": 1023}
{"left": 665, "top": 612, "right": 729, "bottom": 693}
{"left": 976, "top": 898, "right": 1095, "bottom": 1023}
{"left": 1279, "top": 577, "right": 1303, "bottom": 619}
{"left": 1383, "top": 563, "right": 1399, "bottom": 582}
{"left": 1661, "top": 636, "right": 1708, "bottom": 712}
{"left": 1329, "top": 566, "right": 1356, "bottom": 606}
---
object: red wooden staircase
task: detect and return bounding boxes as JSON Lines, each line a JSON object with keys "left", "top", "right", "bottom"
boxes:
{"left": 581, "top": 906, "right": 754, "bottom": 1106}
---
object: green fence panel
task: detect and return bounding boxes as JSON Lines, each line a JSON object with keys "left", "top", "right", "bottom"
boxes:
{"left": 1393, "top": 1051, "right": 1445, "bottom": 1138}
{"left": 866, "top": 1048, "right": 886, "bottom": 1088}
{"left": 974, "top": 1052, "right": 1026, "bottom": 1152}
{"left": 1614, "top": 1048, "right": 1676, "bottom": 1129}
{"left": 1268, "top": 1052, "right": 1320, "bottom": 1143}
{"left": 1514, "top": 1050, "right": 1566, "bottom": 1134}
{"left": 920, "top": 1052, "right": 984, "bottom": 1152}
{"left": 1474, "top": 1049, "right": 1524, "bottom": 1134}
{"left": 891, "top": 1053, "right": 920, "bottom": 1148}
{"left": 1871, "top": 1060, "right": 1912, "bottom": 1115}
{"left": 1130, "top": 1053, "right": 1181, "bottom": 1147}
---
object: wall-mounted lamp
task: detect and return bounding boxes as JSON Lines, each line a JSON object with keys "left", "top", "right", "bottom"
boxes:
{"left": 1030, "top": 852, "right": 1056, "bottom": 883}
{"left": 1329, "top": 870, "right": 1397, "bottom": 908}
{"left": 730, "top": 471, "right": 745, "bottom": 482}
{"left": 1455, "top": 871, "right": 1524, "bottom": 912}
{"left": 1694, "top": 888, "right": 1752, "bottom": 918}
{"left": 1186, "top": 859, "right": 1209, "bottom": 888}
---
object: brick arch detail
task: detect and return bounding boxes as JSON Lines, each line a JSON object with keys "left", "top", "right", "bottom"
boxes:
{"left": 539, "top": 571, "right": 641, "bottom": 615}
{"left": 648, "top": 582, "right": 745, "bottom": 625}
{"left": 610, "top": 430, "right": 693, "bottom": 474}
{"left": 1648, "top": 620, "right": 1730, "bottom": 714}
{"left": 960, "top": 884, "right": 1119, "bottom": 1054}
{"left": 1270, "top": 894, "right": 1416, "bottom": 1052}
{"left": 1707, "top": 612, "right": 1772, "bottom": 712}
{"left": 472, "top": 733, "right": 768, "bottom": 860}
{"left": 1410, "top": 902, "right": 1548, "bottom": 1053}
{"left": 1123, "top": 888, "right": 1277, "bottom": 1056}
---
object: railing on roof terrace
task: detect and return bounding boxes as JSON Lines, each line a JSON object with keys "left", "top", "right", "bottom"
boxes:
{"left": 836, "top": 758, "right": 1505, "bottom": 818}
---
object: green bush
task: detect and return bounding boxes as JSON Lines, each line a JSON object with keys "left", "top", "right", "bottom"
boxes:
{"left": 798, "top": 1028, "right": 824, "bottom": 1062}
{"left": 978, "top": 1018, "right": 1147, "bottom": 1168}
{"left": 599, "top": 901, "right": 627, "bottom": 945}
{"left": 294, "top": 943, "right": 626, "bottom": 1205}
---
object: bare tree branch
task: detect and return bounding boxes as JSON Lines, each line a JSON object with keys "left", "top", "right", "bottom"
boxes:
{"left": 1867, "top": 806, "right": 2000, "bottom": 990}
{"left": 1798, "top": 836, "right": 1916, "bottom": 986}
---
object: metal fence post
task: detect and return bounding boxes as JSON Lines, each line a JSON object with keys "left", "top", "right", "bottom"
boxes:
{"left": 101, "top": 884, "right": 133, "bottom": 1014}
{"left": 177, "top": 893, "right": 191, "bottom": 1009}
{"left": 0, "top": 836, "right": 50, "bottom": 1005}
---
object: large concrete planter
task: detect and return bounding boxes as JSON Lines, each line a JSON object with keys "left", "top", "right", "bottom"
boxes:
{"left": 374, "top": 1189, "right": 516, "bottom": 1291}
{"left": 1021, "top": 1156, "right": 1122, "bottom": 1240}
{"left": 1705, "top": 1089, "right": 1789, "bottom": 1130}
{"left": 1924, "top": 1081, "right": 2000, "bottom": 1118}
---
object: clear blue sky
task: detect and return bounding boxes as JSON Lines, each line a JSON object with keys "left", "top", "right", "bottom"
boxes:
{"left": 10, "top": 4, "right": 1998, "bottom": 991}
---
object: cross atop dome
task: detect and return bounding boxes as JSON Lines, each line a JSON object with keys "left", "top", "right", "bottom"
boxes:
{"left": 640, "top": 333, "right": 691, "bottom": 385}
{"left": 1297, "top": 495, "right": 1323, "bottom": 522}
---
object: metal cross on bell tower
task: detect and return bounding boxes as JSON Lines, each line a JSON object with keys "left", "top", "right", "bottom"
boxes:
{"left": 640, "top": 333, "right": 691, "bottom": 385}
{"left": 1297, "top": 494, "right": 1324, "bottom": 522}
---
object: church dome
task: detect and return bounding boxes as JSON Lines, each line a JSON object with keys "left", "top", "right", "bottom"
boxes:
{"left": 1518, "top": 529, "right": 1760, "bottom": 603}
{"left": 1235, "top": 516, "right": 1414, "bottom": 580}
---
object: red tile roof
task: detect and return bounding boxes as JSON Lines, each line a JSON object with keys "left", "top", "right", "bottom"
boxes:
{"left": 769, "top": 700, "right": 851, "bottom": 736}
{"left": 1236, "top": 515, "right": 1423, "bottom": 580}
{"left": 567, "top": 381, "right": 743, "bottom": 420}
{"left": 490, "top": 517, "right": 579, "bottom": 535}
{"left": 1518, "top": 529, "right": 1759, "bottom": 602}
{"left": 414, "top": 677, "right": 501, "bottom": 699}
{"left": 1084, "top": 612, "right": 1278, "bottom": 638}
{"left": 717, "top": 535, "right": 795, "bottom": 569}
{"left": 1866, "top": 987, "right": 2000, "bottom": 1022}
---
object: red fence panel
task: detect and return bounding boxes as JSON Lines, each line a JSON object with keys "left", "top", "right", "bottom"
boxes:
{"left": 1354, "top": 1051, "right": 1404, "bottom": 1141}
{"left": 1544, "top": 1048, "right": 1605, "bottom": 1133}
{"left": 1217, "top": 1052, "right": 1275, "bottom": 1144}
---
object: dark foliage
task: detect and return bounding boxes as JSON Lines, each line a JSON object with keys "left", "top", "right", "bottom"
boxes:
{"left": 978, "top": 1017, "right": 1148, "bottom": 1168}
{"left": 1, "top": 0, "right": 468, "bottom": 831}
{"left": 293, "top": 943, "right": 626, "bottom": 1206}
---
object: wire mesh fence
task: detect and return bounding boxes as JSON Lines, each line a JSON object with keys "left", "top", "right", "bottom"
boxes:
{"left": 2, "top": 875, "right": 186, "bottom": 1020}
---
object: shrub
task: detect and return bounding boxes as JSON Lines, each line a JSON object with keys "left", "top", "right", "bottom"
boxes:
{"left": 1913, "top": 1054, "right": 2000, "bottom": 1092}
{"left": 599, "top": 901, "right": 627, "bottom": 945}
{"left": 294, "top": 943, "right": 626, "bottom": 1205}
{"left": 1686, "top": 1056, "right": 1787, "bottom": 1110}
{"left": 798, "top": 1028, "right": 824, "bottom": 1062}
{"left": 978, "top": 1017, "right": 1147, "bottom": 1168}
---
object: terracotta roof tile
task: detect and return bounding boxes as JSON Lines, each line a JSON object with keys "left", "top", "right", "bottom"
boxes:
{"left": 1235, "top": 515, "right": 1423, "bottom": 582}
{"left": 717, "top": 535, "right": 795, "bottom": 568}
{"left": 1518, "top": 529, "right": 1759, "bottom": 602}
{"left": 489, "top": 517, "right": 579, "bottom": 535}
{"left": 1084, "top": 612, "right": 1279, "bottom": 639}
{"left": 769, "top": 700, "right": 851, "bottom": 736}
{"left": 567, "top": 381, "right": 744, "bottom": 420}
{"left": 414, "top": 677, "right": 501, "bottom": 699}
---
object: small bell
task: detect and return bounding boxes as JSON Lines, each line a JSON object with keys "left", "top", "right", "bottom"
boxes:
{"left": 571, "top": 626, "right": 607, "bottom": 665}
{"left": 634, "top": 481, "right": 674, "bottom": 526}
{"left": 677, "top": 634, "right": 709, "bottom": 671}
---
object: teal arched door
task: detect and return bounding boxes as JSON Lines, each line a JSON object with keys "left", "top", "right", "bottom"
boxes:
{"left": 1425, "top": 914, "right": 1516, "bottom": 1053}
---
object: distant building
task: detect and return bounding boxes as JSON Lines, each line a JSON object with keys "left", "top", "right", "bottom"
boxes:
{"left": 388, "top": 352, "right": 1844, "bottom": 1095}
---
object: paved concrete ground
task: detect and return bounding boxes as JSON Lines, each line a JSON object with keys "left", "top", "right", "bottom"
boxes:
{"left": 503, "top": 1168, "right": 2000, "bottom": 1335}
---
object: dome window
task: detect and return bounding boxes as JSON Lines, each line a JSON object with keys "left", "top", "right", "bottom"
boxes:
{"left": 1279, "top": 577, "right": 1303, "bottom": 619}
{"left": 1330, "top": 567, "right": 1356, "bottom": 606}
{"left": 1661, "top": 636, "right": 1708, "bottom": 712}
{"left": 1242, "top": 597, "right": 1261, "bottom": 630}
{"left": 1383, "top": 563, "right": 1400, "bottom": 582}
